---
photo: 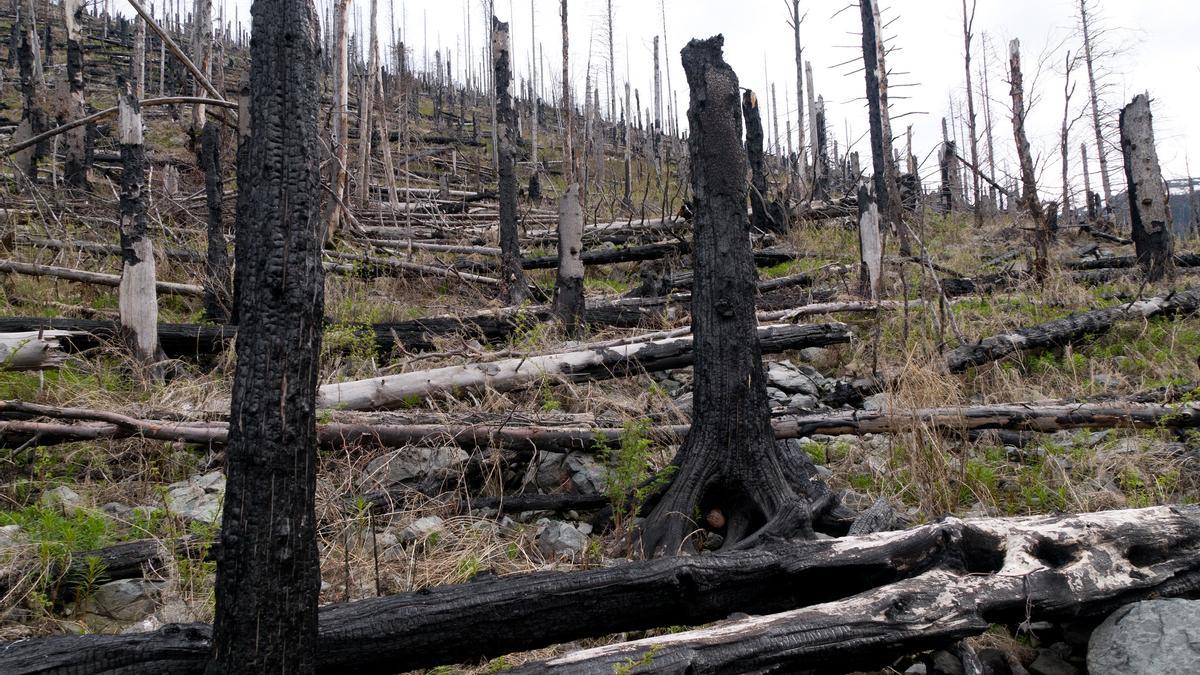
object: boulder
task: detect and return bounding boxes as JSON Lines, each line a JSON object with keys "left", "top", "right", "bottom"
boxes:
{"left": 40, "top": 486, "right": 83, "bottom": 514}
{"left": 363, "top": 447, "right": 469, "bottom": 488}
{"left": 164, "top": 471, "right": 225, "bottom": 524}
{"left": 765, "top": 361, "right": 821, "bottom": 397}
{"left": 398, "top": 515, "right": 445, "bottom": 545}
{"left": 76, "top": 579, "right": 163, "bottom": 631}
{"left": 565, "top": 453, "right": 605, "bottom": 495}
{"left": 537, "top": 521, "right": 588, "bottom": 559}
{"left": 1088, "top": 599, "right": 1200, "bottom": 675}
{"left": 1029, "top": 649, "right": 1078, "bottom": 675}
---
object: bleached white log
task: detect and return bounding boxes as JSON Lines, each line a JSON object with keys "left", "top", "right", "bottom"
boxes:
{"left": 0, "top": 331, "right": 76, "bottom": 370}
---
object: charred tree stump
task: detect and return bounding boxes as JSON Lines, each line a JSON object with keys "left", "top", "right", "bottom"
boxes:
{"left": 493, "top": 17, "right": 529, "bottom": 305}
{"left": 116, "top": 80, "right": 161, "bottom": 378}
{"left": 552, "top": 183, "right": 585, "bottom": 335}
{"left": 14, "top": 0, "right": 46, "bottom": 180}
{"left": 742, "top": 90, "right": 771, "bottom": 233}
{"left": 1120, "top": 94, "right": 1174, "bottom": 281}
{"left": 638, "top": 36, "right": 815, "bottom": 558}
{"left": 206, "top": 0, "right": 325, "bottom": 669}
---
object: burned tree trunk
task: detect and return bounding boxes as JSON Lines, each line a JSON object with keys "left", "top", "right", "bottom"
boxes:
{"left": 742, "top": 90, "right": 770, "bottom": 232}
{"left": 62, "top": 0, "right": 89, "bottom": 190}
{"left": 200, "top": 121, "right": 229, "bottom": 322}
{"left": 14, "top": 0, "right": 46, "bottom": 180}
{"left": 493, "top": 16, "right": 529, "bottom": 304}
{"left": 1008, "top": 39, "right": 1049, "bottom": 283}
{"left": 858, "top": 181, "right": 883, "bottom": 299}
{"left": 206, "top": 0, "right": 324, "bottom": 669}
{"left": 860, "top": 0, "right": 908, "bottom": 255}
{"left": 323, "top": 0, "right": 351, "bottom": 244}
{"left": 116, "top": 81, "right": 160, "bottom": 378}
{"left": 1120, "top": 94, "right": 1174, "bottom": 281}
{"left": 552, "top": 183, "right": 584, "bottom": 334}
{"left": 638, "top": 36, "right": 814, "bottom": 558}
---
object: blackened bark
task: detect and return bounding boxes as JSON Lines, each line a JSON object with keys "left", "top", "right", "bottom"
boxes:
{"left": 63, "top": 0, "right": 89, "bottom": 190}
{"left": 1120, "top": 94, "right": 1174, "bottom": 281}
{"left": 15, "top": 0, "right": 46, "bottom": 180}
{"left": 493, "top": 16, "right": 529, "bottom": 305}
{"left": 200, "top": 123, "right": 230, "bottom": 322}
{"left": 742, "top": 90, "right": 771, "bottom": 233}
{"left": 552, "top": 183, "right": 585, "bottom": 334}
{"left": 1008, "top": 39, "right": 1049, "bottom": 283}
{"left": 116, "top": 79, "right": 160, "bottom": 373}
{"left": 639, "top": 36, "right": 814, "bottom": 558}
{"left": 206, "top": 0, "right": 324, "bottom": 670}
{"left": 860, "top": 0, "right": 906, "bottom": 255}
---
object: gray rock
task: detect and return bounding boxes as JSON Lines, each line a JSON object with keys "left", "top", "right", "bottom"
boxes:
{"left": 1088, "top": 599, "right": 1200, "bottom": 675}
{"left": 672, "top": 392, "right": 693, "bottom": 413}
{"left": 537, "top": 520, "right": 589, "bottom": 558}
{"left": 363, "top": 447, "right": 468, "bottom": 487}
{"left": 101, "top": 502, "right": 133, "bottom": 520}
{"left": 786, "top": 394, "right": 820, "bottom": 412}
{"left": 534, "top": 452, "right": 570, "bottom": 492}
{"left": 77, "top": 579, "right": 163, "bottom": 626}
{"left": 565, "top": 452, "right": 606, "bottom": 495}
{"left": 164, "top": 472, "right": 225, "bottom": 523}
{"left": 1029, "top": 649, "right": 1078, "bottom": 675}
{"left": 765, "top": 361, "right": 821, "bottom": 397}
{"left": 0, "top": 524, "right": 21, "bottom": 548}
{"left": 657, "top": 379, "right": 683, "bottom": 397}
{"left": 399, "top": 516, "right": 445, "bottom": 545}
{"left": 1091, "top": 373, "right": 1122, "bottom": 389}
{"left": 798, "top": 346, "right": 838, "bottom": 371}
{"left": 40, "top": 486, "right": 83, "bottom": 514}
{"left": 767, "top": 386, "right": 790, "bottom": 402}
{"left": 931, "top": 649, "right": 964, "bottom": 675}
{"left": 904, "top": 664, "right": 928, "bottom": 675}
{"left": 863, "top": 393, "right": 891, "bottom": 413}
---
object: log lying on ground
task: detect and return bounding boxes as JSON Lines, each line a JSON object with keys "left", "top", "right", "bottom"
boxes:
{"left": 510, "top": 506, "right": 1200, "bottom": 674}
{"left": 0, "top": 260, "right": 204, "bottom": 298}
{"left": 6, "top": 399, "right": 1200, "bottom": 454}
{"left": 0, "top": 318, "right": 236, "bottom": 358}
{"left": 946, "top": 286, "right": 1200, "bottom": 372}
{"left": 0, "top": 332, "right": 76, "bottom": 370}
{"left": 5, "top": 506, "right": 1197, "bottom": 675}
{"left": 316, "top": 322, "right": 852, "bottom": 410}
{"left": 1066, "top": 252, "right": 1200, "bottom": 271}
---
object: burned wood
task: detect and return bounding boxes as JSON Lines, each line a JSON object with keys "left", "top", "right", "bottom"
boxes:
{"left": 946, "top": 287, "right": 1200, "bottom": 372}
{"left": 6, "top": 507, "right": 1198, "bottom": 674}
{"left": 0, "top": 260, "right": 203, "bottom": 298}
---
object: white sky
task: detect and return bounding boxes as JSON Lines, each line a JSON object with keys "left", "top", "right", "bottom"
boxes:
{"left": 122, "top": 0, "right": 1200, "bottom": 198}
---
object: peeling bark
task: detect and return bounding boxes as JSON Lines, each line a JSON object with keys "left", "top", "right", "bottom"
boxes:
{"left": 116, "top": 82, "right": 160, "bottom": 376}
{"left": 552, "top": 183, "right": 585, "bottom": 334}
{"left": 1120, "top": 94, "right": 1174, "bottom": 281}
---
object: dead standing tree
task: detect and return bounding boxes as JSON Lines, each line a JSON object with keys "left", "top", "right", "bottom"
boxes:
{"left": 13, "top": 0, "right": 46, "bottom": 180}
{"left": 1119, "top": 94, "right": 1174, "bottom": 281}
{"left": 860, "top": 0, "right": 909, "bottom": 256}
{"left": 1008, "top": 39, "right": 1049, "bottom": 283}
{"left": 323, "top": 0, "right": 352, "bottom": 244}
{"left": 193, "top": 0, "right": 230, "bottom": 322}
{"left": 960, "top": 0, "right": 981, "bottom": 227}
{"left": 742, "top": 90, "right": 770, "bottom": 232}
{"left": 206, "top": 0, "right": 324, "bottom": 669}
{"left": 553, "top": 1, "right": 584, "bottom": 334}
{"left": 116, "top": 80, "right": 161, "bottom": 380}
{"left": 638, "top": 36, "right": 815, "bottom": 558}
{"left": 62, "top": 0, "right": 89, "bottom": 190}
{"left": 1078, "top": 0, "right": 1114, "bottom": 215}
{"left": 494, "top": 16, "right": 529, "bottom": 304}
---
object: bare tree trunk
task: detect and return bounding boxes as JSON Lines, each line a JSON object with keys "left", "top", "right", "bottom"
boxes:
{"left": 116, "top": 81, "right": 161, "bottom": 379}
{"left": 62, "top": 0, "right": 89, "bottom": 190}
{"left": 638, "top": 36, "right": 814, "bottom": 558}
{"left": 1060, "top": 52, "right": 1077, "bottom": 230}
{"left": 553, "top": 184, "right": 584, "bottom": 334}
{"left": 605, "top": 0, "right": 616, "bottom": 122}
{"left": 14, "top": 0, "right": 46, "bottom": 181}
{"left": 961, "top": 0, "right": 981, "bottom": 227}
{"left": 324, "top": 0, "right": 352, "bottom": 243}
{"left": 791, "top": 0, "right": 806, "bottom": 183}
{"left": 206, "top": 0, "right": 324, "bottom": 667}
{"left": 1081, "top": 142, "right": 1096, "bottom": 221}
{"left": 805, "top": 60, "right": 818, "bottom": 197}
{"left": 858, "top": 182, "right": 883, "bottom": 300}
{"left": 623, "top": 81, "right": 632, "bottom": 206}
{"left": 1007, "top": 39, "right": 1049, "bottom": 283}
{"left": 493, "top": 16, "right": 529, "bottom": 304}
{"left": 743, "top": 90, "right": 770, "bottom": 232}
{"left": 190, "top": 0, "right": 213, "bottom": 138}
{"left": 133, "top": 16, "right": 146, "bottom": 100}
{"left": 530, "top": 0, "right": 538, "bottom": 168}
{"left": 356, "top": 0, "right": 380, "bottom": 208}
{"left": 860, "top": 0, "right": 909, "bottom": 255}
{"left": 981, "top": 33, "right": 998, "bottom": 210}
{"left": 561, "top": 0, "right": 572, "bottom": 185}
{"left": 1119, "top": 94, "right": 1174, "bottom": 281}
{"left": 1079, "top": 0, "right": 1113, "bottom": 214}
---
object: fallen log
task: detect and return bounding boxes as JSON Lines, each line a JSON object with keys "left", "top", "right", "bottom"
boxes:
{"left": 0, "top": 260, "right": 204, "bottom": 298}
{"left": 946, "top": 286, "right": 1200, "bottom": 372}
{"left": 5, "top": 506, "right": 1196, "bottom": 674}
{"left": 316, "top": 323, "right": 852, "bottom": 410}
{"left": 0, "top": 318, "right": 235, "bottom": 358}
{"left": 6, "top": 399, "right": 1200, "bottom": 454}
{"left": 0, "top": 332, "right": 76, "bottom": 370}
{"left": 510, "top": 506, "right": 1200, "bottom": 674}
{"left": 1066, "top": 252, "right": 1200, "bottom": 271}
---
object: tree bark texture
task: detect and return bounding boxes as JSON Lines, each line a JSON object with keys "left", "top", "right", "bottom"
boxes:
{"left": 743, "top": 90, "right": 770, "bottom": 232}
{"left": 1008, "top": 39, "right": 1049, "bottom": 282}
{"left": 493, "top": 16, "right": 529, "bottom": 305}
{"left": 200, "top": 122, "right": 230, "bottom": 321}
{"left": 0, "top": 332, "right": 75, "bottom": 371}
{"left": 1119, "top": 94, "right": 1174, "bottom": 281}
{"left": 860, "top": 0, "right": 908, "bottom": 255}
{"left": 639, "top": 36, "right": 813, "bottom": 558}
{"left": 14, "top": 0, "right": 46, "bottom": 180}
{"left": 205, "top": 0, "right": 324, "bottom": 670}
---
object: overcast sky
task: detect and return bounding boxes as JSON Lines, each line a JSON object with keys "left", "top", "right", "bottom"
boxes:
{"left": 123, "top": 0, "right": 1200, "bottom": 198}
